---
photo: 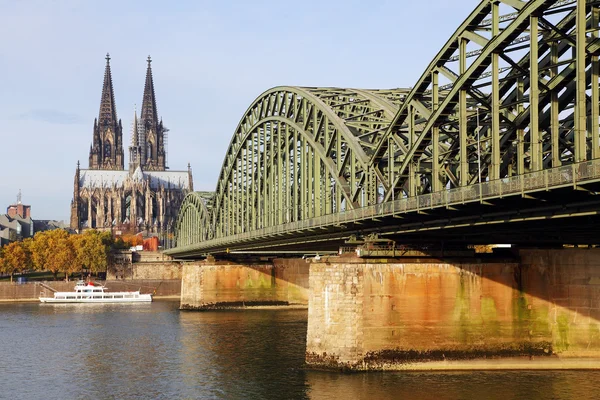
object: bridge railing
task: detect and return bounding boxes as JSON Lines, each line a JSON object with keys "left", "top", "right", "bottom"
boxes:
{"left": 170, "top": 160, "right": 600, "bottom": 254}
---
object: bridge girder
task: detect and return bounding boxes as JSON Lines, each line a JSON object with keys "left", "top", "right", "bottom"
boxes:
{"left": 174, "top": 192, "right": 213, "bottom": 247}
{"left": 171, "top": 0, "right": 600, "bottom": 256}
{"left": 175, "top": 87, "right": 407, "bottom": 246}
{"left": 373, "top": 0, "right": 599, "bottom": 202}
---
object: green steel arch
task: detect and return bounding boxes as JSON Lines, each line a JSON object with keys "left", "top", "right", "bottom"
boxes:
{"left": 207, "top": 86, "right": 408, "bottom": 239}
{"left": 373, "top": 0, "right": 599, "bottom": 201}
{"left": 172, "top": 0, "right": 600, "bottom": 253}
{"left": 174, "top": 192, "right": 212, "bottom": 247}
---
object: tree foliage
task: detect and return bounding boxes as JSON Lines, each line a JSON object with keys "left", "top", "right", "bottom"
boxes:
{"left": 31, "top": 230, "right": 71, "bottom": 279}
{"left": 0, "top": 241, "right": 31, "bottom": 282}
{"left": 112, "top": 233, "right": 144, "bottom": 250}
{"left": 71, "top": 230, "right": 111, "bottom": 274}
{"left": 14, "top": 229, "right": 116, "bottom": 280}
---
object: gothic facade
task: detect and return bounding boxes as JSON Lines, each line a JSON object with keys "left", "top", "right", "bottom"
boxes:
{"left": 70, "top": 54, "right": 192, "bottom": 234}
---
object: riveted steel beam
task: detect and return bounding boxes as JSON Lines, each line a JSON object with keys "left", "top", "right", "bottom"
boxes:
{"left": 171, "top": 0, "right": 600, "bottom": 256}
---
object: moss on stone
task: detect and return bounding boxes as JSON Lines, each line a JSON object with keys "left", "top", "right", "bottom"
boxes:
{"left": 555, "top": 313, "right": 570, "bottom": 352}
{"left": 589, "top": 323, "right": 600, "bottom": 348}
{"left": 481, "top": 297, "right": 501, "bottom": 337}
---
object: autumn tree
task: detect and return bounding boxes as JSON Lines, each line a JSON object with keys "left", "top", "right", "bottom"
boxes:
{"left": 53, "top": 234, "right": 78, "bottom": 281}
{"left": 0, "top": 241, "right": 31, "bottom": 282}
{"left": 31, "top": 229, "right": 75, "bottom": 280}
{"left": 119, "top": 234, "right": 143, "bottom": 247}
{"left": 28, "top": 229, "right": 114, "bottom": 280}
{"left": 21, "top": 238, "right": 34, "bottom": 270}
{"left": 0, "top": 246, "right": 5, "bottom": 278}
{"left": 31, "top": 230, "right": 52, "bottom": 272}
{"left": 71, "top": 230, "right": 112, "bottom": 276}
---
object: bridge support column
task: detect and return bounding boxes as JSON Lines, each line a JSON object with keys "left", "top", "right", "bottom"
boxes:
{"left": 180, "top": 258, "right": 309, "bottom": 310}
{"left": 306, "top": 250, "right": 600, "bottom": 371}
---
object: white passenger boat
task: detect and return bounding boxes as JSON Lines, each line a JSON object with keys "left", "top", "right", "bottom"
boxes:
{"left": 39, "top": 280, "right": 152, "bottom": 303}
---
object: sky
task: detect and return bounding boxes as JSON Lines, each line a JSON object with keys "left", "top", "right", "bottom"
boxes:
{"left": 0, "top": 0, "right": 477, "bottom": 222}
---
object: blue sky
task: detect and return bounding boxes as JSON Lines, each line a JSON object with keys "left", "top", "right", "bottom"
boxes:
{"left": 0, "top": 0, "right": 476, "bottom": 221}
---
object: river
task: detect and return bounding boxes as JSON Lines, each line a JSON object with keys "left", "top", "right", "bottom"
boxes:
{"left": 0, "top": 301, "right": 598, "bottom": 399}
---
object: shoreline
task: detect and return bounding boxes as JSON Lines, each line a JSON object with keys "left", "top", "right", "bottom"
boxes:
{"left": 0, "top": 295, "right": 181, "bottom": 303}
{"left": 0, "top": 279, "right": 181, "bottom": 303}
{"left": 0, "top": 297, "right": 309, "bottom": 306}
{"left": 334, "top": 357, "right": 600, "bottom": 371}
{"left": 180, "top": 304, "right": 309, "bottom": 311}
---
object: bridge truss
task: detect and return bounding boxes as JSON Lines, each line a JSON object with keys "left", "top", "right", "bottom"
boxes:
{"left": 170, "top": 0, "right": 600, "bottom": 257}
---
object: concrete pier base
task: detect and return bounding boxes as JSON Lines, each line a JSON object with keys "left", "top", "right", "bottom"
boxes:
{"left": 180, "top": 258, "right": 309, "bottom": 310}
{"left": 306, "top": 249, "right": 600, "bottom": 371}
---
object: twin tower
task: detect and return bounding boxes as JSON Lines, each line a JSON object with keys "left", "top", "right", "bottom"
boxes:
{"left": 70, "top": 54, "right": 192, "bottom": 234}
{"left": 90, "top": 53, "right": 166, "bottom": 172}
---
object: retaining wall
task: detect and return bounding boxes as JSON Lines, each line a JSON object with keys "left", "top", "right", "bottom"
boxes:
{"left": 0, "top": 279, "right": 180, "bottom": 302}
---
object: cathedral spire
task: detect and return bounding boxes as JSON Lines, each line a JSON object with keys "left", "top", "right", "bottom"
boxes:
{"left": 140, "top": 55, "right": 158, "bottom": 127}
{"left": 99, "top": 53, "right": 118, "bottom": 125}
{"left": 139, "top": 55, "right": 166, "bottom": 171}
{"left": 89, "top": 53, "right": 124, "bottom": 170}
{"left": 129, "top": 107, "right": 142, "bottom": 173}
{"left": 131, "top": 106, "right": 139, "bottom": 147}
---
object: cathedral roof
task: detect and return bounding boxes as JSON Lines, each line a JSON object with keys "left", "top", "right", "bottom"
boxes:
{"left": 132, "top": 166, "right": 144, "bottom": 181}
{"left": 79, "top": 168, "right": 190, "bottom": 190}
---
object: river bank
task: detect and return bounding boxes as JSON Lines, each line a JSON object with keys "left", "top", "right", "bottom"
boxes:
{"left": 2, "top": 303, "right": 598, "bottom": 399}
{"left": 0, "top": 279, "right": 181, "bottom": 302}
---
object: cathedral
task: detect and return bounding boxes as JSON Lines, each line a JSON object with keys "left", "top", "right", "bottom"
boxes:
{"left": 70, "top": 54, "right": 193, "bottom": 235}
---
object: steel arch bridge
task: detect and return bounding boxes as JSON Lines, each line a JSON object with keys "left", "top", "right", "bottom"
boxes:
{"left": 169, "top": 0, "right": 600, "bottom": 258}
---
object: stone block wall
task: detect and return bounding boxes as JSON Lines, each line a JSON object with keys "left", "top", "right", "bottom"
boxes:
{"left": 0, "top": 281, "right": 73, "bottom": 301}
{"left": 180, "top": 258, "right": 310, "bottom": 310}
{"left": 306, "top": 250, "right": 600, "bottom": 370}
{"left": 107, "top": 250, "right": 181, "bottom": 280}
{"left": 519, "top": 248, "right": 600, "bottom": 356}
{"left": 102, "top": 279, "right": 181, "bottom": 296}
{"left": 131, "top": 263, "right": 182, "bottom": 280}
{"left": 306, "top": 262, "right": 364, "bottom": 368}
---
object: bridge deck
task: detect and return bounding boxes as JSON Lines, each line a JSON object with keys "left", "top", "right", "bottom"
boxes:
{"left": 168, "top": 160, "right": 600, "bottom": 257}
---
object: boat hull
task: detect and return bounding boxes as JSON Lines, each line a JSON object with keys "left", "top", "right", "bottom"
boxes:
{"left": 39, "top": 281, "right": 153, "bottom": 303}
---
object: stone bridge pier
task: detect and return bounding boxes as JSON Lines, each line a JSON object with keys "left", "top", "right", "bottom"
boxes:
{"left": 180, "top": 258, "right": 310, "bottom": 310}
{"left": 178, "top": 248, "right": 600, "bottom": 370}
{"left": 306, "top": 249, "right": 600, "bottom": 370}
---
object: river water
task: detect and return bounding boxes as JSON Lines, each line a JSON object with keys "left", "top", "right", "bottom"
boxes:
{"left": 1, "top": 301, "right": 599, "bottom": 400}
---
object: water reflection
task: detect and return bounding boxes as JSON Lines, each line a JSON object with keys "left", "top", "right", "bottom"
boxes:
{"left": 0, "top": 303, "right": 598, "bottom": 400}
{"left": 178, "top": 310, "right": 310, "bottom": 400}
{"left": 305, "top": 370, "right": 600, "bottom": 400}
